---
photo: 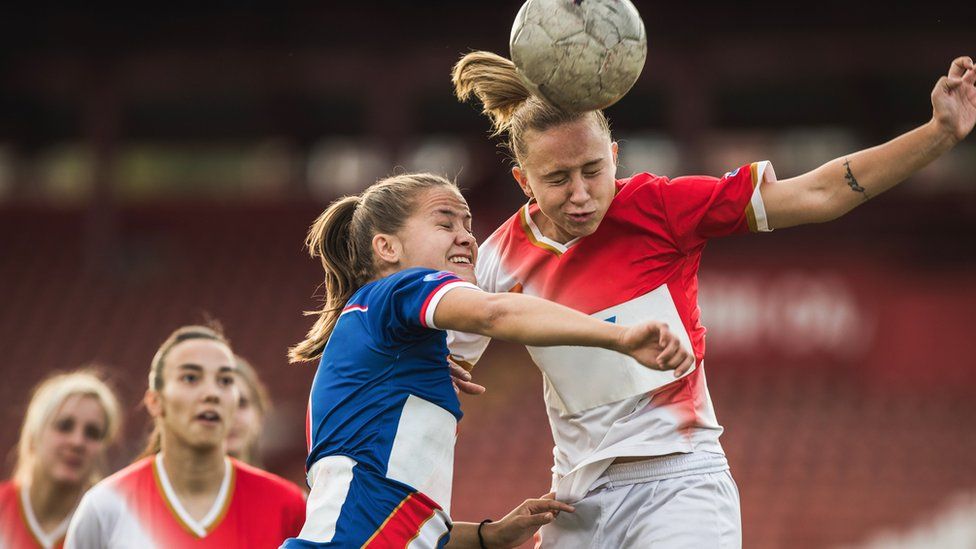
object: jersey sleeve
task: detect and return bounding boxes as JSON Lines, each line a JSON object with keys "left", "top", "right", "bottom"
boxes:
{"left": 387, "top": 269, "right": 480, "bottom": 334}
{"left": 658, "top": 161, "right": 776, "bottom": 253}
{"left": 64, "top": 490, "right": 107, "bottom": 549}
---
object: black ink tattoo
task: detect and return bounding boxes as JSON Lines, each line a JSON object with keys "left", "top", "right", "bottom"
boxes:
{"left": 843, "top": 159, "right": 870, "bottom": 201}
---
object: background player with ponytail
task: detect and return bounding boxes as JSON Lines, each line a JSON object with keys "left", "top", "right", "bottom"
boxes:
{"left": 283, "top": 172, "right": 693, "bottom": 548}
{"left": 449, "top": 52, "right": 976, "bottom": 547}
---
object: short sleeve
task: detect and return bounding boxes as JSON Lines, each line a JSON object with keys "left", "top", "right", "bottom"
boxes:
{"left": 659, "top": 161, "right": 776, "bottom": 253}
{"left": 64, "top": 490, "right": 106, "bottom": 549}
{"left": 387, "top": 269, "right": 480, "bottom": 333}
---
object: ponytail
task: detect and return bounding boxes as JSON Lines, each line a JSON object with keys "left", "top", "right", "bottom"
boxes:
{"left": 290, "top": 174, "right": 461, "bottom": 363}
{"left": 452, "top": 51, "right": 533, "bottom": 136}
{"left": 289, "top": 196, "right": 364, "bottom": 363}
{"left": 453, "top": 50, "right": 611, "bottom": 164}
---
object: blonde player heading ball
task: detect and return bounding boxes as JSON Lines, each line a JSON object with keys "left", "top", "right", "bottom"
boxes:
{"left": 449, "top": 2, "right": 976, "bottom": 547}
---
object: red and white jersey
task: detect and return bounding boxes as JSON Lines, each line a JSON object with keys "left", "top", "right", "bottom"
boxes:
{"left": 0, "top": 481, "right": 68, "bottom": 549}
{"left": 449, "top": 162, "right": 775, "bottom": 501}
{"left": 65, "top": 455, "right": 305, "bottom": 549}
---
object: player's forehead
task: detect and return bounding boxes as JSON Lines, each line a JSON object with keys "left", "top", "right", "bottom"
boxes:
{"left": 413, "top": 187, "right": 471, "bottom": 219}
{"left": 164, "top": 339, "right": 236, "bottom": 376}
{"left": 524, "top": 118, "right": 611, "bottom": 172}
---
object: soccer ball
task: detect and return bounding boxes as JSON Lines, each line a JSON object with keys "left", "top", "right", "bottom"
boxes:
{"left": 510, "top": 0, "right": 647, "bottom": 112}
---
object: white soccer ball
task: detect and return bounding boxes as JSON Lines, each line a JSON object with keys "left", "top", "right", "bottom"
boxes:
{"left": 510, "top": 0, "right": 647, "bottom": 112}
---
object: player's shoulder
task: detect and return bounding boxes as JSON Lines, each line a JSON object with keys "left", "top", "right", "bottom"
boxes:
{"left": 231, "top": 459, "right": 305, "bottom": 504}
{"left": 86, "top": 457, "right": 154, "bottom": 500}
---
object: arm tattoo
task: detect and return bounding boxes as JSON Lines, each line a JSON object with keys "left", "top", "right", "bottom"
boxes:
{"left": 843, "top": 159, "right": 870, "bottom": 201}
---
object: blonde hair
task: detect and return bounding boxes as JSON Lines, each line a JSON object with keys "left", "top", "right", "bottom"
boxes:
{"left": 289, "top": 173, "right": 460, "bottom": 363}
{"left": 14, "top": 370, "right": 121, "bottom": 487}
{"left": 139, "top": 324, "right": 231, "bottom": 459}
{"left": 452, "top": 50, "right": 611, "bottom": 165}
{"left": 229, "top": 355, "right": 271, "bottom": 466}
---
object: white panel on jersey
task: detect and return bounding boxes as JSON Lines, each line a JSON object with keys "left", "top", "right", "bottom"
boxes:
{"left": 751, "top": 160, "right": 775, "bottom": 233}
{"left": 526, "top": 285, "right": 696, "bottom": 414}
{"left": 386, "top": 394, "right": 457, "bottom": 514}
{"left": 406, "top": 508, "right": 452, "bottom": 549}
{"left": 299, "top": 456, "right": 357, "bottom": 543}
{"left": 21, "top": 484, "right": 71, "bottom": 549}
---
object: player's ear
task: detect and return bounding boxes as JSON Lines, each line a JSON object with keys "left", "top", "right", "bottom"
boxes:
{"left": 144, "top": 390, "right": 163, "bottom": 419}
{"left": 611, "top": 141, "right": 619, "bottom": 165}
{"left": 372, "top": 233, "right": 401, "bottom": 266}
{"left": 512, "top": 166, "right": 534, "bottom": 199}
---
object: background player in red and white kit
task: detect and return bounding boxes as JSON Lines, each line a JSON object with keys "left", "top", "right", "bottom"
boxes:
{"left": 450, "top": 52, "right": 976, "bottom": 548}
{"left": 226, "top": 355, "right": 272, "bottom": 468}
{"left": 0, "top": 371, "right": 121, "bottom": 549}
{"left": 65, "top": 325, "right": 306, "bottom": 548}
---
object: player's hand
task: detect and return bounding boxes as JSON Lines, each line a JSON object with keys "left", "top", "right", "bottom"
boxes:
{"left": 932, "top": 56, "right": 976, "bottom": 144}
{"left": 618, "top": 322, "right": 695, "bottom": 378}
{"left": 481, "top": 493, "right": 574, "bottom": 548}
{"left": 448, "top": 356, "right": 486, "bottom": 396}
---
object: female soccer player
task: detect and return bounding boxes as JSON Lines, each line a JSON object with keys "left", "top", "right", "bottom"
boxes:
{"left": 450, "top": 53, "right": 976, "bottom": 547}
{"left": 66, "top": 325, "right": 306, "bottom": 548}
{"left": 283, "top": 172, "right": 693, "bottom": 548}
{"left": 226, "top": 355, "right": 272, "bottom": 467}
{"left": 0, "top": 371, "right": 121, "bottom": 549}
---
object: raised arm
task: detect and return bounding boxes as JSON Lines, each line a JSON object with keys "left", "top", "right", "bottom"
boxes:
{"left": 762, "top": 56, "right": 976, "bottom": 229}
{"left": 434, "top": 288, "right": 693, "bottom": 376}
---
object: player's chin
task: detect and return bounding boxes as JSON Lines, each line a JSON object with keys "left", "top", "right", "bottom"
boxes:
{"left": 449, "top": 264, "right": 476, "bottom": 284}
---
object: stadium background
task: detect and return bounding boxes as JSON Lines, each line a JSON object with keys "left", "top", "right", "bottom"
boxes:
{"left": 1, "top": 2, "right": 974, "bottom": 547}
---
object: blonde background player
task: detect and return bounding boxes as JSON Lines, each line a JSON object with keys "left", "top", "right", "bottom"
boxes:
{"left": 66, "top": 325, "right": 306, "bottom": 548}
{"left": 226, "top": 355, "right": 272, "bottom": 468}
{"left": 0, "top": 371, "right": 121, "bottom": 549}
{"left": 282, "top": 172, "right": 693, "bottom": 548}
{"left": 449, "top": 53, "right": 976, "bottom": 547}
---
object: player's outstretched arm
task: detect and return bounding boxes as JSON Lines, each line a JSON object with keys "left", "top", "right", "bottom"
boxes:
{"left": 434, "top": 288, "right": 695, "bottom": 376}
{"left": 447, "top": 493, "right": 574, "bottom": 549}
{"left": 762, "top": 56, "right": 976, "bottom": 229}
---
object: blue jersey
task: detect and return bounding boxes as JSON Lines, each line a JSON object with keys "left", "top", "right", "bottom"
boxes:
{"left": 304, "top": 267, "right": 477, "bottom": 516}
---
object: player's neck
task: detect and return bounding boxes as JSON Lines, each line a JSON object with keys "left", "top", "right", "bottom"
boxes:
{"left": 159, "top": 444, "right": 227, "bottom": 497}
{"left": 27, "top": 473, "right": 81, "bottom": 532}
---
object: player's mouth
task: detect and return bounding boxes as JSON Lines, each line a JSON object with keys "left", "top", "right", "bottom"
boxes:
{"left": 195, "top": 410, "right": 223, "bottom": 425}
{"left": 448, "top": 254, "right": 473, "bottom": 267}
{"left": 565, "top": 211, "right": 595, "bottom": 224}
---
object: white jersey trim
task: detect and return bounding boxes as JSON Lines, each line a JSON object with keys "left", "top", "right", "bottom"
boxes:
{"left": 424, "top": 281, "right": 480, "bottom": 330}
{"left": 20, "top": 484, "right": 71, "bottom": 549}
{"left": 385, "top": 394, "right": 457, "bottom": 513}
{"left": 153, "top": 454, "right": 232, "bottom": 538}
{"left": 300, "top": 456, "right": 357, "bottom": 543}
{"left": 521, "top": 202, "right": 581, "bottom": 253}
{"left": 750, "top": 160, "right": 776, "bottom": 233}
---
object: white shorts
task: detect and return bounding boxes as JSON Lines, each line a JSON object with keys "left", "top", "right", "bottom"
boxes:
{"left": 537, "top": 452, "right": 741, "bottom": 549}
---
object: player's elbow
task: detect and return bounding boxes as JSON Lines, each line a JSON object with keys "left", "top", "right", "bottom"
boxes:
{"left": 469, "top": 293, "right": 513, "bottom": 336}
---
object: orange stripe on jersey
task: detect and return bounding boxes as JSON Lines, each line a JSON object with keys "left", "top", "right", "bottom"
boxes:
{"left": 745, "top": 162, "right": 760, "bottom": 232}
{"left": 519, "top": 207, "right": 564, "bottom": 256}
{"left": 362, "top": 492, "right": 439, "bottom": 549}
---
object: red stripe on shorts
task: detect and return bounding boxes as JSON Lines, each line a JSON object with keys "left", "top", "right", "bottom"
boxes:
{"left": 363, "top": 491, "right": 441, "bottom": 548}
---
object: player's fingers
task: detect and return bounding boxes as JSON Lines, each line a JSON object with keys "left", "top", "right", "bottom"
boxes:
{"left": 663, "top": 342, "right": 689, "bottom": 370}
{"left": 674, "top": 355, "right": 695, "bottom": 378}
{"left": 522, "top": 498, "right": 575, "bottom": 514}
{"left": 656, "top": 337, "right": 680, "bottom": 369}
{"left": 454, "top": 379, "right": 487, "bottom": 395}
{"left": 516, "top": 512, "right": 555, "bottom": 529}
{"left": 962, "top": 68, "right": 976, "bottom": 87}
{"left": 949, "top": 56, "right": 974, "bottom": 78}
{"left": 448, "top": 361, "right": 472, "bottom": 381}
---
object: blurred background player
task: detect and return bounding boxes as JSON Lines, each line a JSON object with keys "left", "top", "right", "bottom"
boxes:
{"left": 283, "top": 172, "right": 692, "bottom": 548}
{"left": 449, "top": 52, "right": 976, "bottom": 547}
{"left": 226, "top": 355, "right": 272, "bottom": 468}
{"left": 65, "top": 325, "right": 305, "bottom": 548}
{"left": 0, "top": 371, "right": 121, "bottom": 549}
